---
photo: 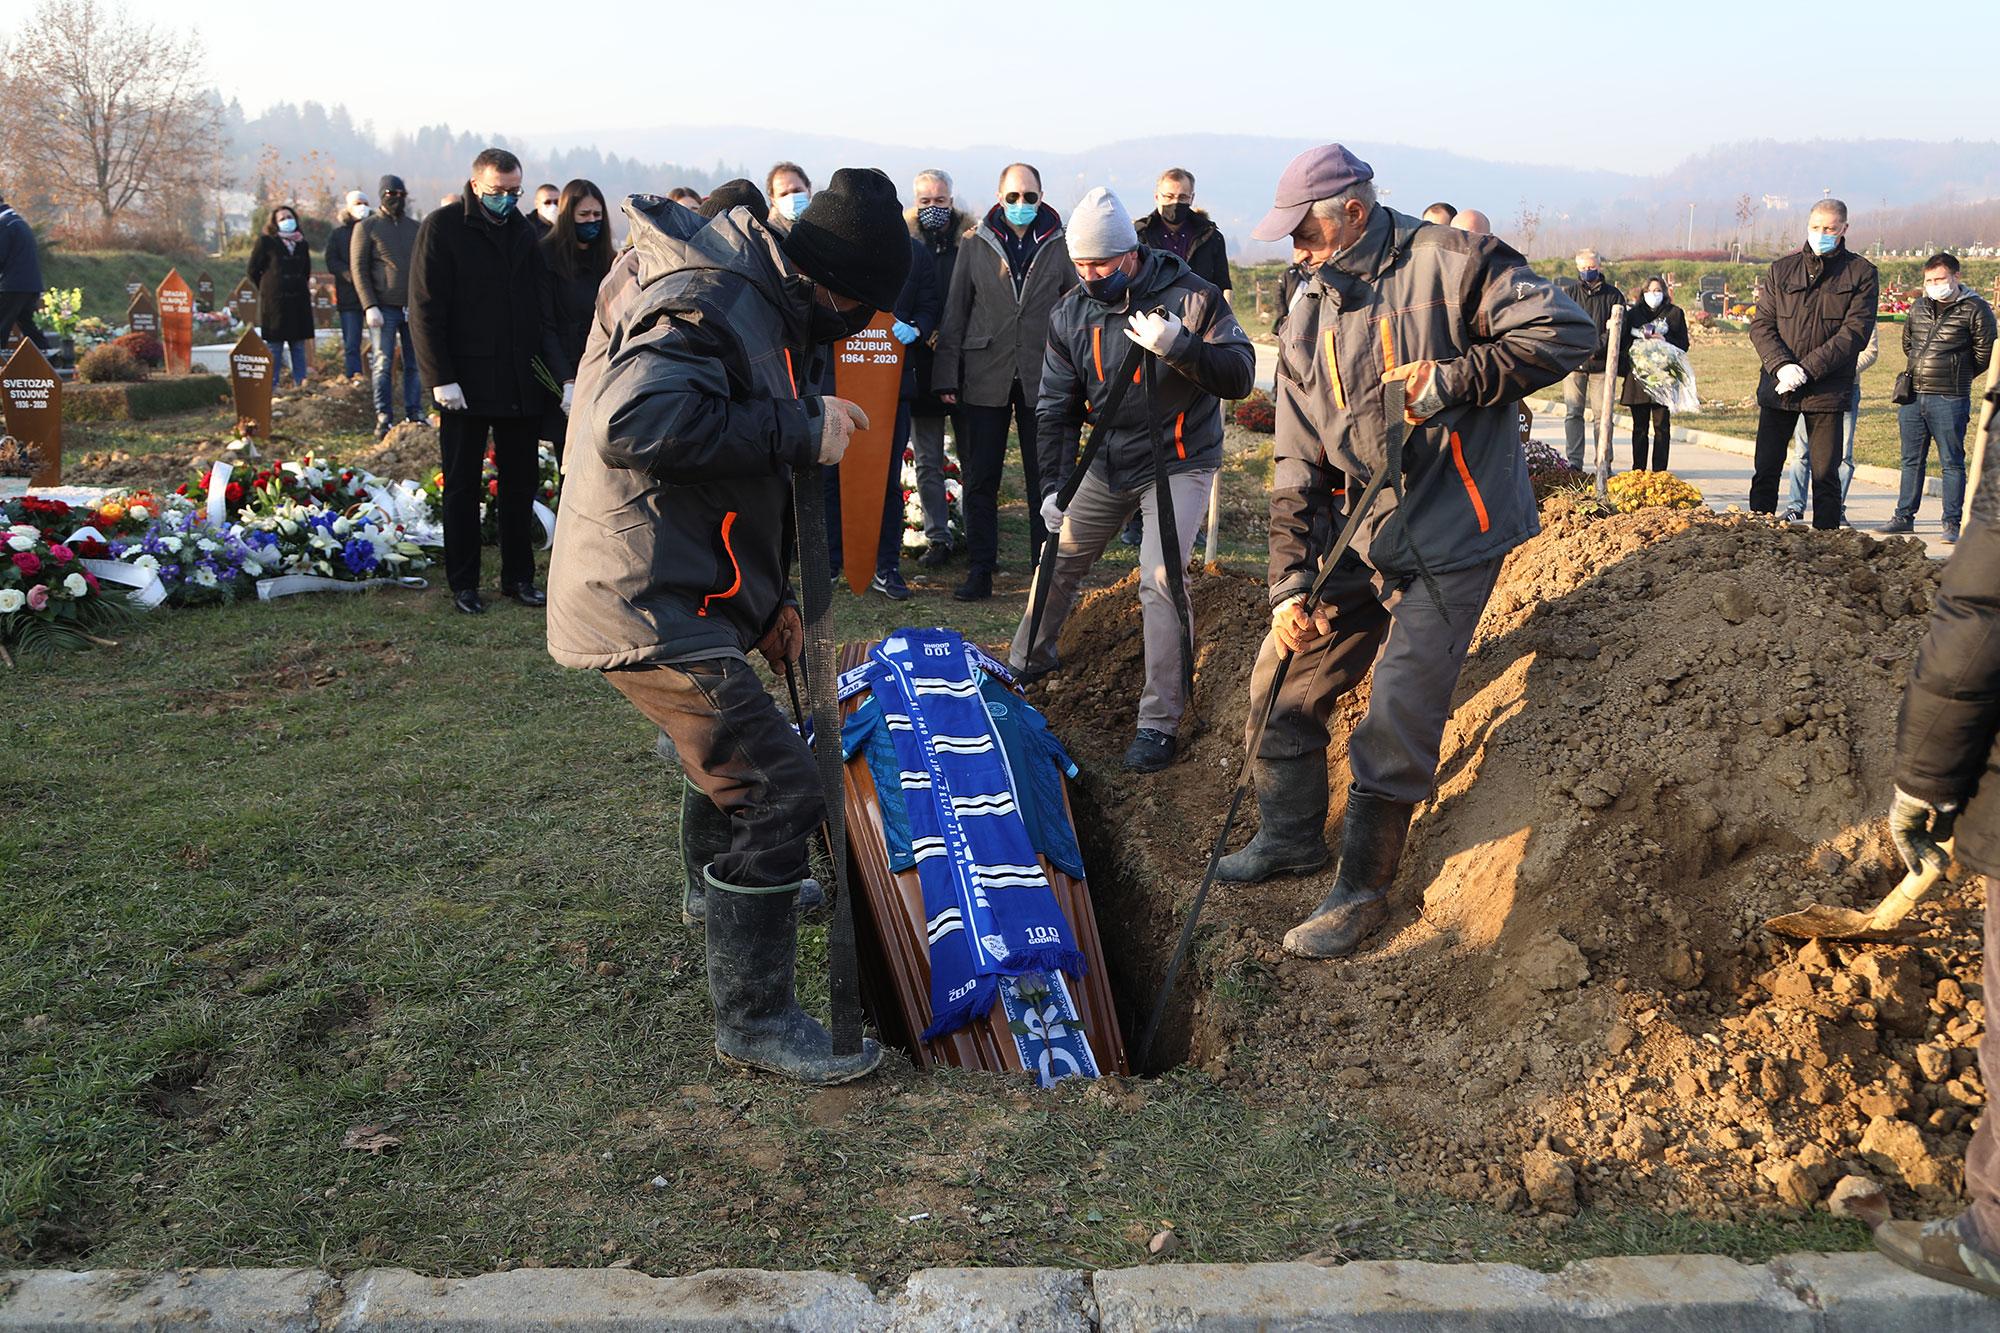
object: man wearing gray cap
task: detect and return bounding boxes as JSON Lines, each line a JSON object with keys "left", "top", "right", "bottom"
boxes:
{"left": 1009, "top": 187, "right": 1255, "bottom": 772}
{"left": 1217, "top": 143, "right": 1592, "bottom": 962}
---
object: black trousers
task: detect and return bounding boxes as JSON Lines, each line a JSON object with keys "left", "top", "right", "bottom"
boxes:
{"left": 606, "top": 659, "right": 823, "bottom": 889}
{"left": 439, "top": 412, "right": 538, "bottom": 593}
{"left": 1751, "top": 407, "right": 1844, "bottom": 529}
{"left": 959, "top": 380, "right": 1044, "bottom": 574}
{"left": 1629, "top": 406, "right": 1671, "bottom": 472}
{"left": 0, "top": 291, "right": 50, "bottom": 353}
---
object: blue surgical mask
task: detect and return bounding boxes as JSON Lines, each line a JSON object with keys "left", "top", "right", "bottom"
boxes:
{"left": 481, "top": 191, "right": 514, "bottom": 218}
{"left": 1080, "top": 267, "right": 1131, "bottom": 305}
{"left": 778, "top": 191, "right": 810, "bottom": 221}
{"left": 576, "top": 220, "right": 603, "bottom": 241}
{"left": 277, "top": 217, "right": 297, "bottom": 234}
{"left": 1004, "top": 201, "right": 1039, "bottom": 228}
{"left": 1808, "top": 231, "right": 1839, "bottom": 256}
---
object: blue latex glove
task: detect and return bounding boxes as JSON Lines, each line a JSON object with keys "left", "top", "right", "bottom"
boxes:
{"left": 891, "top": 320, "right": 920, "bottom": 346}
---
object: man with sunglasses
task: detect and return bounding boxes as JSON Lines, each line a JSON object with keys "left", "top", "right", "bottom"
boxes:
{"left": 351, "top": 173, "right": 423, "bottom": 438}
{"left": 933, "top": 162, "right": 1077, "bottom": 601}
{"left": 410, "top": 147, "right": 563, "bottom": 614}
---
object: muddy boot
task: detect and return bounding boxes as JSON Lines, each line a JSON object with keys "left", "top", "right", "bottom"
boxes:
{"left": 1283, "top": 788, "right": 1415, "bottom": 959}
{"left": 675, "top": 769, "right": 824, "bottom": 926}
{"left": 1215, "top": 755, "right": 1331, "bottom": 883}
{"left": 703, "top": 866, "right": 883, "bottom": 1085}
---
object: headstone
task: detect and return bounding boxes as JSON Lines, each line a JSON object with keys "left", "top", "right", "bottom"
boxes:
{"left": 228, "top": 329, "right": 276, "bottom": 443}
{"left": 196, "top": 271, "right": 215, "bottom": 314}
{"left": 1, "top": 340, "right": 62, "bottom": 487}
{"left": 125, "top": 279, "right": 144, "bottom": 302}
{"left": 126, "top": 286, "right": 160, "bottom": 339}
{"left": 831, "top": 312, "right": 907, "bottom": 594}
{"left": 312, "top": 275, "right": 336, "bottom": 329}
{"left": 229, "top": 276, "right": 258, "bottom": 328}
{"left": 158, "top": 270, "right": 194, "bottom": 375}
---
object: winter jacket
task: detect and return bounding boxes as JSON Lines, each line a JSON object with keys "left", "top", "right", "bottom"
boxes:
{"left": 933, "top": 203, "right": 1076, "bottom": 408}
{"left": 1269, "top": 205, "right": 1593, "bottom": 597}
{"left": 1135, "top": 208, "right": 1231, "bottom": 297}
{"left": 891, "top": 236, "right": 941, "bottom": 401}
{"left": 1894, "top": 473, "right": 2000, "bottom": 877}
{"left": 539, "top": 242, "right": 611, "bottom": 383}
{"left": 1750, "top": 242, "right": 1879, "bottom": 412}
{"left": 1556, "top": 276, "right": 1626, "bottom": 374}
{"left": 0, "top": 205, "right": 44, "bottom": 294}
{"left": 325, "top": 220, "right": 362, "bottom": 311}
{"left": 1617, "top": 299, "right": 1690, "bottom": 407}
{"left": 350, "top": 211, "right": 419, "bottom": 310}
{"left": 246, "top": 234, "right": 316, "bottom": 343}
{"left": 1902, "top": 286, "right": 1996, "bottom": 399}
{"left": 906, "top": 207, "right": 968, "bottom": 410}
{"left": 1036, "top": 250, "right": 1254, "bottom": 497}
{"left": 409, "top": 185, "right": 559, "bottom": 418}
{"left": 546, "top": 198, "right": 831, "bottom": 671}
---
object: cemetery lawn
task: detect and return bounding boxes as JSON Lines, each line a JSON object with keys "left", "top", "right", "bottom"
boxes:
{"left": 1, "top": 407, "right": 1864, "bottom": 1278}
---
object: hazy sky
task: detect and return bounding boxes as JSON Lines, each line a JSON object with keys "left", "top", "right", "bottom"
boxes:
{"left": 0, "top": 0, "right": 1963, "bottom": 174}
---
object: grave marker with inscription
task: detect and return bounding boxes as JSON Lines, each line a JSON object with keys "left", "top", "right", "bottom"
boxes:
{"left": 126, "top": 286, "right": 160, "bottom": 340}
{"left": 229, "top": 329, "right": 276, "bottom": 443}
{"left": 229, "top": 276, "right": 258, "bottom": 329}
{"left": 158, "top": 270, "right": 195, "bottom": 375}
{"left": 2, "top": 340, "right": 62, "bottom": 487}
{"left": 832, "top": 312, "right": 906, "bottom": 594}
{"left": 196, "top": 271, "right": 216, "bottom": 313}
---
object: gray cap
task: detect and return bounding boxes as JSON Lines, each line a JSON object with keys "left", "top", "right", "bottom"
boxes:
{"left": 1066, "top": 186, "right": 1138, "bottom": 261}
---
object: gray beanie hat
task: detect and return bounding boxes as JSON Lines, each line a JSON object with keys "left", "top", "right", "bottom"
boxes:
{"left": 1066, "top": 186, "right": 1138, "bottom": 260}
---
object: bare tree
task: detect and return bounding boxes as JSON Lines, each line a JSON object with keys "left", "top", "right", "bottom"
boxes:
{"left": 1513, "top": 200, "right": 1544, "bottom": 255}
{"left": 0, "top": 0, "right": 222, "bottom": 224}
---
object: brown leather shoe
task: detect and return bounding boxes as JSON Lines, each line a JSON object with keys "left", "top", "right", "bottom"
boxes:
{"left": 1874, "top": 1215, "right": 2000, "bottom": 1298}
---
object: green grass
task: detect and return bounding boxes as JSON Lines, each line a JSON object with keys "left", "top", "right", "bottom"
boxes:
{"left": 40, "top": 250, "right": 209, "bottom": 324}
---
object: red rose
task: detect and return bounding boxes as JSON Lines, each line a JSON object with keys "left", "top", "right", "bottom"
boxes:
{"left": 82, "top": 571, "right": 100, "bottom": 593}
{"left": 12, "top": 552, "right": 40, "bottom": 576}
{"left": 225, "top": 482, "right": 244, "bottom": 502}
{"left": 488, "top": 479, "right": 499, "bottom": 497}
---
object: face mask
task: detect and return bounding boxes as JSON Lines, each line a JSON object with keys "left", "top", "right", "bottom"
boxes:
{"left": 1158, "top": 202, "right": 1185, "bottom": 226}
{"left": 1808, "top": 232, "right": 1839, "bottom": 256}
{"left": 576, "top": 220, "right": 603, "bottom": 241}
{"left": 351, "top": 204, "right": 370, "bottom": 220}
{"left": 1644, "top": 291, "right": 1664, "bottom": 309}
{"left": 1926, "top": 280, "right": 1955, "bottom": 301}
{"left": 277, "top": 217, "right": 297, "bottom": 234}
{"left": 1080, "top": 267, "right": 1132, "bottom": 304}
{"left": 1003, "top": 201, "right": 1039, "bottom": 228}
{"left": 381, "top": 196, "right": 405, "bottom": 217}
{"left": 807, "top": 287, "right": 874, "bottom": 343}
{"left": 1579, "top": 267, "right": 1600, "bottom": 283}
{"left": 778, "top": 191, "right": 810, "bottom": 221}
{"left": 538, "top": 203, "right": 559, "bottom": 223}
{"left": 918, "top": 205, "right": 952, "bottom": 233}
{"left": 481, "top": 191, "right": 514, "bottom": 218}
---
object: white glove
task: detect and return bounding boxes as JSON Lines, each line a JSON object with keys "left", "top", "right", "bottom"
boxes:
{"left": 432, "top": 383, "right": 466, "bottom": 411}
{"left": 364, "top": 306, "right": 384, "bottom": 329}
{"left": 816, "top": 395, "right": 871, "bottom": 465}
{"left": 1039, "top": 493, "right": 1065, "bottom": 532}
{"left": 560, "top": 382, "right": 575, "bottom": 415}
{"left": 1124, "top": 308, "right": 1185, "bottom": 357}
{"left": 1775, "top": 363, "right": 1808, "bottom": 394}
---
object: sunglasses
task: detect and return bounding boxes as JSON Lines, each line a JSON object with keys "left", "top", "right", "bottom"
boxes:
{"left": 1003, "top": 191, "right": 1040, "bottom": 205}
{"left": 381, "top": 190, "right": 406, "bottom": 197}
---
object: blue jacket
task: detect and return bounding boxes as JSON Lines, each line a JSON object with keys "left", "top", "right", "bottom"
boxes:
{"left": 0, "top": 206, "right": 43, "bottom": 294}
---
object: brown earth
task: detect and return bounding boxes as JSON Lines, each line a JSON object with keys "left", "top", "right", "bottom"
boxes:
{"left": 1032, "top": 500, "right": 1987, "bottom": 1227}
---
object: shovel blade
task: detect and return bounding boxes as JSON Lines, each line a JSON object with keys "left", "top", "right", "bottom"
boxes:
{"left": 1765, "top": 904, "right": 1909, "bottom": 941}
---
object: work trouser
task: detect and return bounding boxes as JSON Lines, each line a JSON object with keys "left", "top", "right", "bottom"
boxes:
{"left": 1894, "top": 393, "right": 1971, "bottom": 529}
{"left": 960, "top": 380, "right": 1044, "bottom": 573}
{"left": 1008, "top": 464, "right": 1215, "bottom": 736}
{"left": 910, "top": 412, "right": 957, "bottom": 544}
{"left": 1753, "top": 407, "right": 1844, "bottom": 529}
{"left": 438, "top": 412, "right": 538, "bottom": 593}
{"left": 606, "top": 658, "right": 823, "bottom": 889}
{"left": 1561, "top": 370, "right": 1607, "bottom": 470}
{"left": 1783, "top": 382, "right": 1859, "bottom": 514}
{"left": 1246, "top": 554, "right": 1503, "bottom": 804}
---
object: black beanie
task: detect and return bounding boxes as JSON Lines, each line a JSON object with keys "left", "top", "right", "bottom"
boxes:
{"left": 779, "top": 167, "right": 910, "bottom": 312}
{"left": 378, "top": 174, "right": 406, "bottom": 196}
{"left": 699, "top": 178, "right": 768, "bottom": 220}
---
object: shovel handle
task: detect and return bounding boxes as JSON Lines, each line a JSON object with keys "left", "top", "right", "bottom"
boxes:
{"left": 1865, "top": 840, "right": 1953, "bottom": 931}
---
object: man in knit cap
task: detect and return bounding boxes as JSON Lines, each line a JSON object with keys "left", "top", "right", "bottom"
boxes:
{"left": 351, "top": 173, "right": 423, "bottom": 437}
{"left": 1009, "top": 186, "right": 1254, "bottom": 772}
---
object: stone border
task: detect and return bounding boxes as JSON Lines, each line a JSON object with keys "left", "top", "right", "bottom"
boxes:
{"left": 2, "top": 1252, "right": 1993, "bottom": 1330}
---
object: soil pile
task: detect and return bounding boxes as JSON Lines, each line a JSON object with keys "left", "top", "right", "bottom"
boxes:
{"left": 1033, "top": 502, "right": 1986, "bottom": 1225}
{"left": 270, "top": 375, "right": 376, "bottom": 438}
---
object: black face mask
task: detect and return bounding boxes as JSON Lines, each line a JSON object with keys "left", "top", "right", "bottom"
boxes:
{"left": 808, "top": 288, "right": 874, "bottom": 343}
{"left": 380, "top": 196, "right": 406, "bottom": 218}
{"left": 1158, "top": 202, "right": 1185, "bottom": 226}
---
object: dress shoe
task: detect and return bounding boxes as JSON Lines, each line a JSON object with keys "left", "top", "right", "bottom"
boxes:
{"left": 952, "top": 569, "right": 993, "bottom": 602}
{"left": 452, "top": 589, "right": 485, "bottom": 615}
{"left": 919, "top": 540, "right": 951, "bottom": 568}
{"left": 504, "top": 583, "right": 546, "bottom": 607}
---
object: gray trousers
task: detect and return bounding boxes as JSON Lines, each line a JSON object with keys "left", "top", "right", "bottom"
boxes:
{"left": 910, "top": 413, "right": 952, "bottom": 544}
{"left": 1009, "top": 464, "right": 1214, "bottom": 735}
{"left": 1561, "top": 370, "right": 1606, "bottom": 470}
{"left": 1247, "top": 554, "right": 1504, "bottom": 803}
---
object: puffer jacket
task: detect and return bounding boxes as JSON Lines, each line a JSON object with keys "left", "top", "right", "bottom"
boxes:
{"left": 1903, "top": 285, "right": 1996, "bottom": 398}
{"left": 932, "top": 203, "right": 1076, "bottom": 408}
{"left": 1750, "top": 242, "right": 1879, "bottom": 412}
{"left": 1268, "top": 205, "right": 1592, "bottom": 597}
{"left": 546, "top": 197, "right": 828, "bottom": 670}
{"left": 1036, "top": 250, "right": 1254, "bottom": 496}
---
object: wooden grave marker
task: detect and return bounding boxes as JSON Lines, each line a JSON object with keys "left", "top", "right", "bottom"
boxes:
{"left": 2, "top": 340, "right": 62, "bottom": 487}
{"left": 126, "top": 286, "right": 160, "bottom": 340}
{"left": 229, "top": 329, "right": 276, "bottom": 443}
{"left": 158, "top": 270, "right": 194, "bottom": 375}
{"left": 196, "top": 271, "right": 215, "bottom": 314}
{"left": 312, "top": 274, "right": 336, "bottom": 329}
{"left": 229, "top": 276, "right": 258, "bottom": 329}
{"left": 125, "top": 279, "right": 144, "bottom": 303}
{"left": 831, "top": 311, "right": 907, "bottom": 594}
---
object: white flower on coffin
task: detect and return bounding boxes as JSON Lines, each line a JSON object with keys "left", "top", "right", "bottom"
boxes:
{"left": 128, "top": 505, "right": 151, "bottom": 522}
{"left": 196, "top": 538, "right": 218, "bottom": 554}
{"left": 162, "top": 535, "right": 183, "bottom": 554}
{"left": 0, "top": 588, "right": 23, "bottom": 613}
{"left": 331, "top": 516, "right": 352, "bottom": 537}
{"left": 7, "top": 533, "right": 33, "bottom": 552}
{"left": 192, "top": 567, "right": 218, "bottom": 588}
{"left": 133, "top": 554, "right": 160, "bottom": 573}
{"left": 62, "top": 572, "right": 87, "bottom": 597}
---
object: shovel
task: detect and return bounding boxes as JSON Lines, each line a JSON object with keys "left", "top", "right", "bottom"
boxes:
{"left": 1765, "top": 842, "right": 1952, "bottom": 941}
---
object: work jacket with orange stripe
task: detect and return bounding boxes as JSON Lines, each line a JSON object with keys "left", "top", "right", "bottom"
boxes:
{"left": 1035, "top": 250, "right": 1255, "bottom": 498}
{"left": 1267, "top": 207, "right": 1592, "bottom": 602}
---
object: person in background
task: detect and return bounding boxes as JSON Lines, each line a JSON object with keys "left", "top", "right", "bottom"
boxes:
{"left": 1778, "top": 326, "right": 1874, "bottom": 524}
{"left": 0, "top": 190, "right": 48, "bottom": 352}
{"left": 528, "top": 183, "right": 561, "bottom": 240}
{"left": 933, "top": 161, "right": 1076, "bottom": 601}
{"left": 353, "top": 174, "right": 424, "bottom": 437}
{"left": 1558, "top": 248, "right": 1625, "bottom": 469}
{"left": 1881, "top": 252, "right": 1994, "bottom": 544}
{"left": 1421, "top": 201, "right": 1457, "bottom": 226}
{"left": 905, "top": 168, "right": 969, "bottom": 569}
{"left": 1450, "top": 209, "right": 1492, "bottom": 235}
{"left": 247, "top": 203, "right": 316, "bottom": 387}
{"left": 667, "top": 187, "right": 704, "bottom": 209}
{"left": 868, "top": 232, "right": 941, "bottom": 600}
{"left": 325, "top": 190, "right": 371, "bottom": 379}
{"left": 767, "top": 162, "right": 813, "bottom": 224}
{"left": 698, "top": 179, "right": 768, "bottom": 219}
{"left": 539, "top": 178, "right": 614, "bottom": 462}
{"left": 1617, "top": 275, "right": 1689, "bottom": 472}
{"left": 438, "top": 193, "right": 459, "bottom": 211}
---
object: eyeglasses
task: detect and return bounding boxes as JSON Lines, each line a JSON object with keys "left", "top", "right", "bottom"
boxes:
{"left": 1003, "top": 191, "right": 1040, "bottom": 205}
{"left": 480, "top": 189, "right": 523, "bottom": 201}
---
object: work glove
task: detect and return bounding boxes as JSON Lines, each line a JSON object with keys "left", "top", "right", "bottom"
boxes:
{"left": 1888, "top": 787, "right": 1957, "bottom": 875}
{"left": 1039, "top": 492, "right": 1065, "bottom": 533}
{"left": 364, "top": 306, "right": 384, "bottom": 329}
{"left": 815, "top": 395, "right": 871, "bottom": 466}
{"left": 1382, "top": 360, "right": 1447, "bottom": 424}
{"left": 1124, "top": 309, "right": 1185, "bottom": 357}
{"left": 891, "top": 319, "right": 920, "bottom": 346}
{"left": 1775, "top": 363, "right": 1808, "bottom": 395}
{"left": 432, "top": 383, "right": 466, "bottom": 411}
{"left": 1272, "top": 593, "right": 1335, "bottom": 654}
{"left": 560, "top": 381, "right": 575, "bottom": 415}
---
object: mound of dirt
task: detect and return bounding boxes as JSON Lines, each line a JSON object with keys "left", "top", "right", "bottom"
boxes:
{"left": 270, "top": 375, "right": 377, "bottom": 438}
{"left": 69, "top": 440, "right": 239, "bottom": 490}
{"left": 343, "top": 421, "right": 439, "bottom": 478}
{"left": 1034, "top": 502, "right": 1985, "bottom": 1226}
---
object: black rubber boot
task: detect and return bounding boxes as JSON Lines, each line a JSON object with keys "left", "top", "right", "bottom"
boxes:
{"left": 1282, "top": 788, "right": 1416, "bottom": 959}
{"left": 703, "top": 865, "right": 884, "bottom": 1085}
{"left": 674, "top": 767, "right": 824, "bottom": 926}
{"left": 1215, "top": 754, "right": 1331, "bottom": 883}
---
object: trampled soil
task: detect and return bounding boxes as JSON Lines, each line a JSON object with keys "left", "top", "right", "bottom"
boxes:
{"left": 1032, "top": 501, "right": 1988, "bottom": 1225}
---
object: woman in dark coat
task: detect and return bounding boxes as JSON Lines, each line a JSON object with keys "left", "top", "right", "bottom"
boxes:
{"left": 1618, "top": 275, "right": 1690, "bottom": 471}
{"left": 538, "top": 178, "right": 614, "bottom": 458}
{"left": 246, "top": 203, "right": 316, "bottom": 385}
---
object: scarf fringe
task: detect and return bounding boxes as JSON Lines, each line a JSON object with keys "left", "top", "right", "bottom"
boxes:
{"left": 920, "top": 977, "right": 998, "bottom": 1041}
{"left": 998, "top": 946, "right": 1089, "bottom": 982}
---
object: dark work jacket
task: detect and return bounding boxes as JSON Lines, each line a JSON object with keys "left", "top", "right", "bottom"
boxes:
{"left": 409, "top": 185, "right": 558, "bottom": 418}
{"left": 1750, "top": 243, "right": 1879, "bottom": 412}
{"left": 0, "top": 205, "right": 45, "bottom": 293}
{"left": 1556, "top": 276, "right": 1626, "bottom": 374}
{"left": 893, "top": 236, "right": 941, "bottom": 401}
{"left": 246, "top": 234, "right": 316, "bottom": 343}
{"left": 1618, "top": 300, "right": 1690, "bottom": 407}
{"left": 325, "top": 221, "right": 362, "bottom": 310}
{"left": 1037, "top": 251, "right": 1254, "bottom": 496}
{"left": 906, "top": 207, "right": 968, "bottom": 411}
{"left": 1135, "top": 208, "right": 1231, "bottom": 296}
{"left": 1903, "top": 287, "right": 1996, "bottom": 399}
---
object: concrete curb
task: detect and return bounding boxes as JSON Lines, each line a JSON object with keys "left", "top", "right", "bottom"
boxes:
{"left": 3, "top": 1252, "right": 1994, "bottom": 1330}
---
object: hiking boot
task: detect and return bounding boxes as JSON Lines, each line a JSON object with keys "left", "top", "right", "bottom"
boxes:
{"left": 1122, "top": 728, "right": 1176, "bottom": 773}
{"left": 1944, "top": 524, "right": 1961, "bottom": 544}
{"left": 1879, "top": 515, "right": 1916, "bottom": 534}
{"left": 952, "top": 568, "right": 993, "bottom": 602}
{"left": 1874, "top": 1214, "right": 2000, "bottom": 1299}
{"left": 870, "top": 568, "right": 912, "bottom": 601}
{"left": 675, "top": 771, "right": 823, "bottom": 925}
{"left": 919, "top": 540, "right": 951, "bottom": 568}
{"left": 1216, "top": 754, "right": 1331, "bottom": 883}
{"left": 703, "top": 865, "right": 883, "bottom": 1085}
{"left": 1283, "top": 788, "right": 1415, "bottom": 959}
